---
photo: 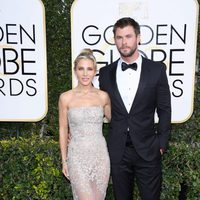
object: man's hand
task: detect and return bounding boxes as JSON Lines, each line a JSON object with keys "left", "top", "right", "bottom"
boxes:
{"left": 160, "top": 148, "right": 164, "bottom": 155}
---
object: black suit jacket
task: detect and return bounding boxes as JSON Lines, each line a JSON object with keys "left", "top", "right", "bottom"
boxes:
{"left": 99, "top": 57, "right": 171, "bottom": 163}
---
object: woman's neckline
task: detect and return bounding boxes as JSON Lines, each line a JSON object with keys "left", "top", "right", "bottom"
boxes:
{"left": 68, "top": 105, "right": 103, "bottom": 111}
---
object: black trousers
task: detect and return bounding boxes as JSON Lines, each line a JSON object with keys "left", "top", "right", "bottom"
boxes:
{"left": 111, "top": 145, "right": 162, "bottom": 200}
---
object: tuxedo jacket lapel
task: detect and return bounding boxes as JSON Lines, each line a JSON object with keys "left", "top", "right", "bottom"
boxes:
{"left": 109, "top": 62, "right": 128, "bottom": 114}
{"left": 129, "top": 58, "right": 149, "bottom": 113}
{"left": 108, "top": 58, "right": 149, "bottom": 115}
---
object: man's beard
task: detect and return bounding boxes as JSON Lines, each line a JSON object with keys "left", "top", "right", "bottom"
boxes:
{"left": 118, "top": 47, "right": 137, "bottom": 58}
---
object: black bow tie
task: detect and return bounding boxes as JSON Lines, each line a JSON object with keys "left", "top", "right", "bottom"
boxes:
{"left": 121, "top": 62, "right": 137, "bottom": 71}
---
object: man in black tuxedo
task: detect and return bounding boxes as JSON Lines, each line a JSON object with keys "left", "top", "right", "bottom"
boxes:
{"left": 99, "top": 17, "right": 171, "bottom": 200}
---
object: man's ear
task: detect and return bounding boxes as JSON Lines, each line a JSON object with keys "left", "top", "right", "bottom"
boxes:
{"left": 137, "top": 34, "right": 141, "bottom": 45}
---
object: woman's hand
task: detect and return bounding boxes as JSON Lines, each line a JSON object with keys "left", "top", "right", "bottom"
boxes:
{"left": 62, "top": 162, "right": 70, "bottom": 180}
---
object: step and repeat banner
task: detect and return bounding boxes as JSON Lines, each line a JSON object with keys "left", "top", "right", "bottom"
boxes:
{"left": 71, "top": 0, "right": 199, "bottom": 123}
{"left": 0, "top": 0, "right": 47, "bottom": 122}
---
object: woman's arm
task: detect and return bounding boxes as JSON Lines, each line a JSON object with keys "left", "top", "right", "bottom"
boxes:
{"left": 58, "top": 93, "right": 69, "bottom": 179}
{"left": 103, "top": 92, "right": 111, "bottom": 122}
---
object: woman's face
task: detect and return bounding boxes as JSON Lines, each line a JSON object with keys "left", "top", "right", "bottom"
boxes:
{"left": 75, "top": 59, "right": 96, "bottom": 86}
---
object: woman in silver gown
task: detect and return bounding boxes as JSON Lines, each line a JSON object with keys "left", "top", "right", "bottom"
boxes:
{"left": 59, "top": 48, "right": 111, "bottom": 200}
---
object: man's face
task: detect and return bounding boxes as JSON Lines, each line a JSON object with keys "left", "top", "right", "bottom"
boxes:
{"left": 114, "top": 25, "right": 140, "bottom": 58}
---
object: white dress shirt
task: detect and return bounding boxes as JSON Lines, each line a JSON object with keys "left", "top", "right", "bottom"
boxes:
{"left": 116, "top": 55, "right": 142, "bottom": 113}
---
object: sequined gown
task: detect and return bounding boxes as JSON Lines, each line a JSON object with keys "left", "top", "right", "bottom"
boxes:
{"left": 67, "top": 106, "right": 110, "bottom": 200}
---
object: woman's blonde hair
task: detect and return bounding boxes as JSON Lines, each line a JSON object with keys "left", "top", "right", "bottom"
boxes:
{"left": 74, "top": 48, "right": 97, "bottom": 70}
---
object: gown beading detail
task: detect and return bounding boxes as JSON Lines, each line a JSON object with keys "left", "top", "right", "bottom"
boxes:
{"left": 67, "top": 106, "right": 110, "bottom": 200}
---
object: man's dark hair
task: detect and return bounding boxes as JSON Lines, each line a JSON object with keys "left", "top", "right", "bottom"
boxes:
{"left": 113, "top": 17, "right": 140, "bottom": 36}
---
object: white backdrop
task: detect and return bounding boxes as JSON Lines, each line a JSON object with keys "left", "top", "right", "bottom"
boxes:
{"left": 0, "top": 0, "right": 47, "bottom": 122}
{"left": 71, "top": 0, "right": 199, "bottom": 123}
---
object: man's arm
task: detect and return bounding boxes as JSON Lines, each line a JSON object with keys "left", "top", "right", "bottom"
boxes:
{"left": 156, "top": 63, "right": 171, "bottom": 152}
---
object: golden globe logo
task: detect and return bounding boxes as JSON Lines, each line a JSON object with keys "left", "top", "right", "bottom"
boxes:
{"left": 71, "top": 0, "right": 199, "bottom": 123}
{"left": 0, "top": 0, "right": 47, "bottom": 122}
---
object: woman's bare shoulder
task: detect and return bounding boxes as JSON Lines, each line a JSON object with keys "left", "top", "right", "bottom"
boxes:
{"left": 95, "top": 89, "right": 110, "bottom": 104}
{"left": 59, "top": 90, "right": 74, "bottom": 104}
{"left": 96, "top": 89, "right": 109, "bottom": 98}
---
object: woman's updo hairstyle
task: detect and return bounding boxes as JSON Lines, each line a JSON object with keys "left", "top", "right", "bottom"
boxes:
{"left": 74, "top": 48, "right": 97, "bottom": 70}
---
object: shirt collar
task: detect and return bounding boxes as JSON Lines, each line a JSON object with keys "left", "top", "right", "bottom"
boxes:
{"left": 119, "top": 54, "right": 142, "bottom": 70}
